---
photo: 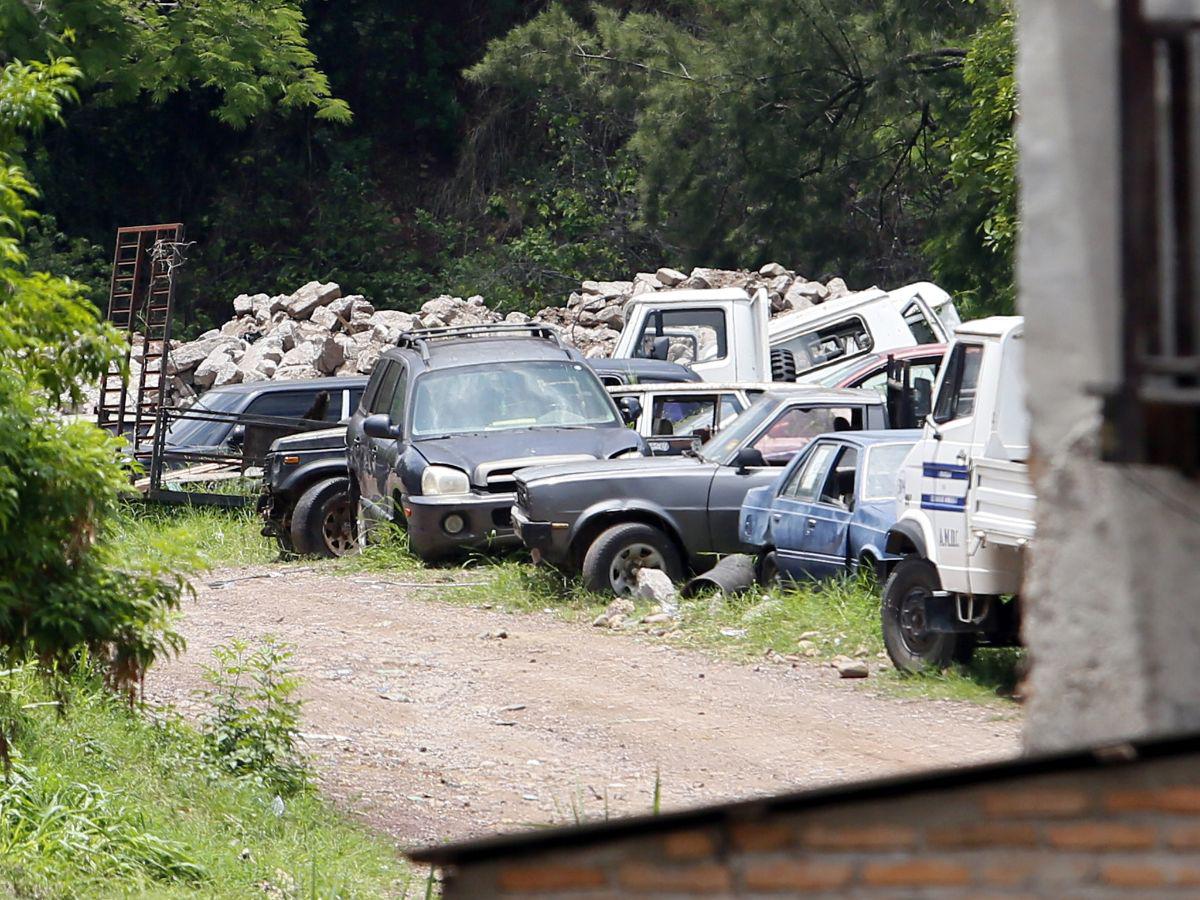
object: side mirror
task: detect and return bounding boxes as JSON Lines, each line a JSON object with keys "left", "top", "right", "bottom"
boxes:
{"left": 363, "top": 413, "right": 400, "bottom": 439}
{"left": 924, "top": 413, "right": 943, "bottom": 441}
{"left": 733, "top": 446, "right": 765, "bottom": 473}
{"left": 617, "top": 396, "right": 643, "bottom": 426}
{"left": 650, "top": 336, "right": 670, "bottom": 361}
{"left": 229, "top": 424, "right": 246, "bottom": 447}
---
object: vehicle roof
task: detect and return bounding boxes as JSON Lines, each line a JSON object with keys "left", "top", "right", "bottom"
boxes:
{"left": 953, "top": 315, "right": 1023, "bottom": 339}
{"left": 380, "top": 335, "right": 573, "bottom": 369}
{"left": 588, "top": 358, "right": 702, "bottom": 382}
{"left": 200, "top": 375, "right": 369, "bottom": 397}
{"left": 811, "top": 429, "right": 923, "bottom": 449}
{"left": 764, "top": 387, "right": 884, "bottom": 405}
{"left": 606, "top": 381, "right": 882, "bottom": 396}
{"left": 834, "top": 342, "right": 948, "bottom": 380}
{"left": 767, "top": 281, "right": 951, "bottom": 332}
{"left": 622, "top": 287, "right": 751, "bottom": 308}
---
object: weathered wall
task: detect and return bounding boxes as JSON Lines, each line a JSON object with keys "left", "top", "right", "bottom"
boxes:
{"left": 1018, "top": 0, "right": 1200, "bottom": 751}
{"left": 436, "top": 750, "right": 1200, "bottom": 896}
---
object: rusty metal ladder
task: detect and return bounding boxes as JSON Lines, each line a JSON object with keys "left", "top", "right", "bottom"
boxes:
{"left": 95, "top": 223, "right": 186, "bottom": 443}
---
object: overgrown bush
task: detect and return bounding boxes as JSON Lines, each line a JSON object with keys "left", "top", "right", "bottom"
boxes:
{"left": 197, "top": 638, "right": 308, "bottom": 796}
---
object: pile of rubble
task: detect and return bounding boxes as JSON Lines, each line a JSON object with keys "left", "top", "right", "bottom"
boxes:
{"left": 122, "top": 264, "right": 854, "bottom": 406}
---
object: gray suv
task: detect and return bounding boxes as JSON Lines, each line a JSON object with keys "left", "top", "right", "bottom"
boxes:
{"left": 347, "top": 324, "right": 646, "bottom": 561}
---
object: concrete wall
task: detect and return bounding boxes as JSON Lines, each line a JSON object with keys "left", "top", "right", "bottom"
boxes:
{"left": 1018, "top": 1, "right": 1200, "bottom": 751}
{"left": 437, "top": 751, "right": 1200, "bottom": 897}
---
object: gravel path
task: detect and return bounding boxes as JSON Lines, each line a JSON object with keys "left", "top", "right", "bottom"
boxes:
{"left": 144, "top": 566, "right": 1022, "bottom": 849}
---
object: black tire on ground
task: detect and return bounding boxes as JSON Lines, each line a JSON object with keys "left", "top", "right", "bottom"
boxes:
{"left": 757, "top": 550, "right": 781, "bottom": 587}
{"left": 881, "top": 556, "right": 965, "bottom": 673}
{"left": 581, "top": 522, "right": 684, "bottom": 596}
{"left": 290, "top": 477, "right": 358, "bottom": 558}
{"left": 770, "top": 348, "right": 798, "bottom": 382}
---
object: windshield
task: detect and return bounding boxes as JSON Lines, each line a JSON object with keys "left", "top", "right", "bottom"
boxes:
{"left": 409, "top": 360, "right": 620, "bottom": 438}
{"left": 862, "top": 442, "right": 917, "bottom": 500}
{"left": 697, "top": 397, "right": 780, "bottom": 463}
{"left": 163, "top": 390, "right": 242, "bottom": 447}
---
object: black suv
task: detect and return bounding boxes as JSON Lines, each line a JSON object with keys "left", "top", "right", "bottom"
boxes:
{"left": 348, "top": 324, "right": 647, "bottom": 560}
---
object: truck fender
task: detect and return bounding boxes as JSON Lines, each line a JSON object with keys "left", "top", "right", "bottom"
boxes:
{"left": 570, "top": 499, "right": 688, "bottom": 558}
{"left": 885, "top": 514, "right": 936, "bottom": 562}
{"left": 276, "top": 459, "right": 350, "bottom": 498}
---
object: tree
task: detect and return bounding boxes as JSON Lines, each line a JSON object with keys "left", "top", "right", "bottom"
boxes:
{"left": 467, "top": 1, "right": 996, "bottom": 286}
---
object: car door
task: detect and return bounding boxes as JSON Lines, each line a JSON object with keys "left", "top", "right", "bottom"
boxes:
{"left": 769, "top": 440, "right": 842, "bottom": 580}
{"left": 379, "top": 364, "right": 410, "bottom": 505}
{"left": 351, "top": 360, "right": 401, "bottom": 519}
{"left": 799, "top": 445, "right": 858, "bottom": 579}
{"left": 646, "top": 393, "right": 719, "bottom": 455}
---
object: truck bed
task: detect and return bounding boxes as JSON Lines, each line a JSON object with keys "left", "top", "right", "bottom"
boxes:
{"left": 970, "top": 458, "right": 1035, "bottom": 546}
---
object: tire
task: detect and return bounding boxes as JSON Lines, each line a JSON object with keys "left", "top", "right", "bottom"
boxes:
{"left": 770, "top": 348, "right": 798, "bottom": 382}
{"left": 581, "top": 522, "right": 684, "bottom": 596}
{"left": 757, "top": 550, "right": 782, "bottom": 587}
{"left": 881, "top": 557, "right": 963, "bottom": 673}
{"left": 290, "top": 477, "right": 358, "bottom": 558}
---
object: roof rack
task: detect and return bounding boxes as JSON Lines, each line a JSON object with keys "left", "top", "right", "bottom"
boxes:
{"left": 395, "top": 323, "right": 566, "bottom": 360}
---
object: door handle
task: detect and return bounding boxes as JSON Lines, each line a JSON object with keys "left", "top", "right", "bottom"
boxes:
{"left": 955, "top": 450, "right": 968, "bottom": 463}
{"left": 806, "top": 518, "right": 817, "bottom": 528}
{"left": 771, "top": 513, "right": 782, "bottom": 522}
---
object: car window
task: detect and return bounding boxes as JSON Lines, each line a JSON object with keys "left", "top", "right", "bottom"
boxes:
{"left": 247, "top": 391, "right": 329, "bottom": 420}
{"left": 818, "top": 446, "right": 858, "bottom": 508}
{"left": 750, "top": 405, "right": 864, "bottom": 465}
{"left": 387, "top": 367, "right": 409, "bottom": 426}
{"left": 902, "top": 301, "right": 940, "bottom": 345}
{"left": 718, "top": 395, "right": 743, "bottom": 428}
{"left": 368, "top": 362, "right": 400, "bottom": 415}
{"left": 162, "top": 389, "right": 242, "bottom": 447}
{"left": 933, "top": 343, "right": 984, "bottom": 424}
{"left": 783, "top": 442, "right": 840, "bottom": 500}
{"left": 783, "top": 316, "right": 873, "bottom": 371}
{"left": 634, "top": 308, "right": 727, "bottom": 364}
{"left": 862, "top": 442, "right": 916, "bottom": 500}
{"left": 348, "top": 387, "right": 365, "bottom": 417}
{"left": 856, "top": 360, "right": 940, "bottom": 398}
{"left": 650, "top": 395, "right": 717, "bottom": 437}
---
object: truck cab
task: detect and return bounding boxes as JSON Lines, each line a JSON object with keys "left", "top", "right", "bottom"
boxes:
{"left": 613, "top": 282, "right": 958, "bottom": 385}
{"left": 882, "top": 316, "right": 1032, "bottom": 672}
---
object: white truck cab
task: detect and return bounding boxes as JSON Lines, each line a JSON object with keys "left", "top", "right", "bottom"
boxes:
{"left": 613, "top": 282, "right": 958, "bottom": 384}
{"left": 882, "top": 316, "right": 1032, "bottom": 672}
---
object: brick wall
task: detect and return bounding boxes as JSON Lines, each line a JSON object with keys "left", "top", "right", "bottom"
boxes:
{"left": 428, "top": 750, "right": 1200, "bottom": 897}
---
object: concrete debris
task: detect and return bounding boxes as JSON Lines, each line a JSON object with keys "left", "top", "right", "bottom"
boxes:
{"left": 635, "top": 568, "right": 679, "bottom": 612}
{"left": 76, "top": 263, "right": 854, "bottom": 413}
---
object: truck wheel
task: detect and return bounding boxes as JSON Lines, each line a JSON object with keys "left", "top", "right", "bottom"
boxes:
{"left": 770, "top": 348, "right": 798, "bottom": 382}
{"left": 882, "top": 557, "right": 962, "bottom": 673}
{"left": 757, "top": 550, "right": 782, "bottom": 587}
{"left": 582, "top": 522, "right": 683, "bottom": 596}
{"left": 291, "top": 477, "right": 357, "bottom": 558}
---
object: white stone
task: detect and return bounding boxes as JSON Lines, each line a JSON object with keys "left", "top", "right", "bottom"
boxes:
{"left": 356, "top": 345, "right": 382, "bottom": 374}
{"left": 635, "top": 568, "right": 678, "bottom": 611}
{"left": 369, "top": 310, "right": 417, "bottom": 344}
{"left": 193, "top": 345, "right": 237, "bottom": 389}
{"left": 170, "top": 335, "right": 241, "bottom": 375}
{"left": 272, "top": 364, "right": 324, "bottom": 381}
{"left": 655, "top": 267, "right": 687, "bottom": 287}
{"left": 283, "top": 281, "right": 342, "bottom": 319}
{"left": 825, "top": 276, "right": 850, "bottom": 299}
{"left": 310, "top": 304, "right": 339, "bottom": 331}
{"left": 759, "top": 262, "right": 788, "bottom": 278}
{"left": 505, "top": 311, "right": 531, "bottom": 324}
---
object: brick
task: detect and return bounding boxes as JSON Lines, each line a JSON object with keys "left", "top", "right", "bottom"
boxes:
{"left": 982, "top": 788, "right": 1090, "bottom": 817}
{"left": 799, "top": 824, "right": 918, "bottom": 850}
{"left": 496, "top": 862, "right": 607, "bottom": 892}
{"left": 1099, "top": 863, "right": 1167, "bottom": 888}
{"left": 662, "top": 829, "right": 717, "bottom": 860}
{"left": 729, "top": 821, "right": 792, "bottom": 852}
{"left": 618, "top": 862, "right": 732, "bottom": 894}
{"left": 1168, "top": 824, "right": 1200, "bottom": 849}
{"left": 928, "top": 822, "right": 1039, "bottom": 848}
{"left": 861, "top": 859, "right": 972, "bottom": 888}
{"left": 741, "top": 860, "right": 852, "bottom": 892}
{"left": 1046, "top": 822, "right": 1157, "bottom": 851}
{"left": 1106, "top": 787, "right": 1200, "bottom": 814}
{"left": 980, "top": 861, "right": 1035, "bottom": 888}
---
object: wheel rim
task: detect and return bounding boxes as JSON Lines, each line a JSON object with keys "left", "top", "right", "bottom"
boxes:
{"left": 321, "top": 496, "right": 356, "bottom": 556}
{"left": 898, "top": 586, "right": 936, "bottom": 654}
{"left": 609, "top": 542, "right": 666, "bottom": 596}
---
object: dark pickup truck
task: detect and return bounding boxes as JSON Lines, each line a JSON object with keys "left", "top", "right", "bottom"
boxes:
{"left": 511, "top": 388, "right": 887, "bottom": 595}
{"left": 259, "top": 426, "right": 356, "bottom": 556}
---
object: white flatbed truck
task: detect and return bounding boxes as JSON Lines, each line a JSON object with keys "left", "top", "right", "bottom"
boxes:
{"left": 882, "top": 315, "right": 1033, "bottom": 672}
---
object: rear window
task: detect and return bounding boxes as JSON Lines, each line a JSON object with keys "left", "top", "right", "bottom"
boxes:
{"left": 862, "top": 442, "right": 917, "bottom": 500}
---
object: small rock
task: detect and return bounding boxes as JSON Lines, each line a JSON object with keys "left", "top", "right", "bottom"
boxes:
{"left": 635, "top": 568, "right": 678, "bottom": 612}
{"left": 592, "top": 613, "right": 612, "bottom": 628}
{"left": 605, "top": 598, "right": 635, "bottom": 619}
{"left": 758, "top": 262, "right": 788, "bottom": 278}
{"left": 642, "top": 613, "right": 674, "bottom": 624}
{"left": 656, "top": 267, "right": 687, "bottom": 287}
{"left": 835, "top": 656, "right": 869, "bottom": 678}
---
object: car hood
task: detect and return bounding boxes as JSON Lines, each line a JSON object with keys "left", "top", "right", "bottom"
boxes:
{"left": 414, "top": 426, "right": 644, "bottom": 484}
{"left": 270, "top": 425, "right": 347, "bottom": 453}
{"left": 517, "top": 453, "right": 708, "bottom": 486}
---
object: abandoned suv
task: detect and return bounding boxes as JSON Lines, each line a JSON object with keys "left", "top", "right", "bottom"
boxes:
{"left": 348, "top": 324, "right": 646, "bottom": 561}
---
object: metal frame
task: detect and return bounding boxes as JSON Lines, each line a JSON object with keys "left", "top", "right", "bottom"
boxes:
{"left": 396, "top": 323, "right": 566, "bottom": 360}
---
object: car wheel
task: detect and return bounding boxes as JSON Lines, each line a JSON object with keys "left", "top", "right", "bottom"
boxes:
{"left": 581, "top": 522, "right": 683, "bottom": 596}
{"left": 757, "top": 550, "right": 782, "bottom": 587}
{"left": 291, "top": 478, "right": 358, "bottom": 558}
{"left": 881, "top": 556, "right": 962, "bottom": 673}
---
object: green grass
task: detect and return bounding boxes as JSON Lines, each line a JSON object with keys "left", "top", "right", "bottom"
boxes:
{"left": 0, "top": 667, "right": 415, "bottom": 899}
{"left": 113, "top": 502, "right": 276, "bottom": 571}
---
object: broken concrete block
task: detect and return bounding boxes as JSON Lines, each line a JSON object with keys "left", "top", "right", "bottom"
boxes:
{"left": 283, "top": 281, "right": 342, "bottom": 320}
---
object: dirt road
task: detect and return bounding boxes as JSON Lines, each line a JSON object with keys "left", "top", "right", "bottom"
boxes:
{"left": 145, "top": 566, "right": 1021, "bottom": 849}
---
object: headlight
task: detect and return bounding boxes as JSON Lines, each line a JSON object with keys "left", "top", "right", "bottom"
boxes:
{"left": 421, "top": 465, "right": 471, "bottom": 495}
{"left": 612, "top": 448, "right": 644, "bottom": 460}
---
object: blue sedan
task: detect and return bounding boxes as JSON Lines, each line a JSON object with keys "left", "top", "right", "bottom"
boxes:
{"left": 739, "top": 430, "right": 921, "bottom": 583}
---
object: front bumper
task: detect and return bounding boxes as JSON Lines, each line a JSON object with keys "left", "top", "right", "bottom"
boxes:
{"left": 404, "top": 491, "right": 522, "bottom": 557}
{"left": 510, "top": 506, "right": 572, "bottom": 565}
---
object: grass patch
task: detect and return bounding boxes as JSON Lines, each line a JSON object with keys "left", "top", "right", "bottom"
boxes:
{"left": 113, "top": 501, "right": 275, "bottom": 570}
{"left": 0, "top": 665, "right": 414, "bottom": 899}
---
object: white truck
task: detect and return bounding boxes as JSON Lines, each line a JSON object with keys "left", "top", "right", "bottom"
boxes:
{"left": 881, "top": 315, "right": 1032, "bottom": 672}
{"left": 611, "top": 281, "right": 959, "bottom": 384}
